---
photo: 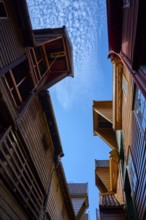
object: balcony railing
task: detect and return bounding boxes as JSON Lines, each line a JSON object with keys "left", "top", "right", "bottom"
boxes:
{"left": 0, "top": 126, "right": 44, "bottom": 219}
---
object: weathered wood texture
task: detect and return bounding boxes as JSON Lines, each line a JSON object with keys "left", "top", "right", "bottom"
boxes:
{"left": 16, "top": 96, "right": 54, "bottom": 191}
{"left": 0, "top": 78, "right": 18, "bottom": 120}
{"left": 112, "top": 61, "right": 122, "bottom": 130}
{"left": 0, "top": 181, "right": 29, "bottom": 220}
{"left": 0, "top": 0, "right": 26, "bottom": 69}
{"left": 116, "top": 164, "right": 125, "bottom": 205}
{"left": 47, "top": 170, "right": 71, "bottom": 220}
{"left": 0, "top": 127, "right": 45, "bottom": 219}
{"left": 122, "top": 66, "right": 133, "bottom": 157}
{"left": 94, "top": 101, "right": 113, "bottom": 123}
{"left": 96, "top": 168, "right": 110, "bottom": 192}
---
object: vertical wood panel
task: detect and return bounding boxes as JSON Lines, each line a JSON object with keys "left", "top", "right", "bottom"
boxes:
{"left": 131, "top": 112, "right": 146, "bottom": 220}
{"left": 0, "top": 1, "right": 26, "bottom": 70}
{"left": 17, "top": 96, "right": 54, "bottom": 191}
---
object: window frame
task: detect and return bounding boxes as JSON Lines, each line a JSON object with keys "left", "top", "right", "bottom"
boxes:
{"left": 126, "top": 146, "right": 138, "bottom": 197}
{"left": 134, "top": 86, "right": 146, "bottom": 132}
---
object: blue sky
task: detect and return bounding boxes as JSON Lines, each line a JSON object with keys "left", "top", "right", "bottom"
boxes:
{"left": 27, "top": 0, "right": 112, "bottom": 219}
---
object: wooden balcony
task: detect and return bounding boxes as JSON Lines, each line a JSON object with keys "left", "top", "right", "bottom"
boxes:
{"left": 0, "top": 126, "right": 45, "bottom": 220}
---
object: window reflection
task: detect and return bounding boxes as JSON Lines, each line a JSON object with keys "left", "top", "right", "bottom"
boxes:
{"left": 134, "top": 87, "right": 146, "bottom": 131}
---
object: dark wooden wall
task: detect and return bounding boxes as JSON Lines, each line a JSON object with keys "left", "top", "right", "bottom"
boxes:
{"left": 121, "top": 0, "right": 139, "bottom": 64}
{"left": 17, "top": 96, "right": 54, "bottom": 191}
{"left": 0, "top": 0, "right": 26, "bottom": 70}
{"left": 0, "top": 181, "right": 29, "bottom": 220}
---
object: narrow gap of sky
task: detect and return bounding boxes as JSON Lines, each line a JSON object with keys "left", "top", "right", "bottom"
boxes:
{"left": 27, "top": 0, "right": 112, "bottom": 219}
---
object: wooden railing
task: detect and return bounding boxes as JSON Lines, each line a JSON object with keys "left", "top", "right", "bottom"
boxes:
{"left": 0, "top": 127, "right": 45, "bottom": 219}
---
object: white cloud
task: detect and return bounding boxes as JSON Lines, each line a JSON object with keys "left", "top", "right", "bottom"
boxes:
{"left": 27, "top": 0, "right": 106, "bottom": 109}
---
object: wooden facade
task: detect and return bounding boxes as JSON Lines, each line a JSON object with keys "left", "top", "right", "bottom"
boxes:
{"left": 93, "top": 57, "right": 145, "bottom": 219}
{"left": 68, "top": 183, "right": 89, "bottom": 220}
{"left": 105, "top": 2, "right": 146, "bottom": 218}
{"left": 0, "top": 1, "right": 75, "bottom": 219}
{"left": 95, "top": 150, "right": 119, "bottom": 195}
{"left": 0, "top": 91, "right": 75, "bottom": 220}
{"left": 93, "top": 101, "right": 118, "bottom": 150}
{"left": 106, "top": 0, "right": 146, "bottom": 98}
{"left": 95, "top": 160, "right": 110, "bottom": 193}
{"left": 99, "top": 194, "right": 125, "bottom": 220}
{"left": 113, "top": 58, "right": 146, "bottom": 220}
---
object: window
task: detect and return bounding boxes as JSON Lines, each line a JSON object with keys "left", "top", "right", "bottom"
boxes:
{"left": 140, "top": 65, "right": 146, "bottom": 76}
{"left": 127, "top": 147, "right": 138, "bottom": 196}
{"left": 0, "top": 1, "right": 7, "bottom": 18}
{"left": 123, "top": 0, "right": 130, "bottom": 7}
{"left": 122, "top": 75, "right": 128, "bottom": 97}
{"left": 41, "top": 133, "right": 50, "bottom": 151}
{"left": 3, "top": 60, "right": 34, "bottom": 108}
{"left": 134, "top": 87, "right": 146, "bottom": 131}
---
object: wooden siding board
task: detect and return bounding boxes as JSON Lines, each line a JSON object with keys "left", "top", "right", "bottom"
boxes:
{"left": 1, "top": 21, "right": 10, "bottom": 66}
{"left": 2, "top": 20, "right": 15, "bottom": 61}
{"left": 46, "top": 171, "right": 71, "bottom": 220}
{"left": 0, "top": 12, "right": 26, "bottom": 69}
{"left": 7, "top": 134, "right": 44, "bottom": 202}
{"left": 16, "top": 97, "right": 54, "bottom": 191}
{"left": 0, "top": 183, "right": 29, "bottom": 220}
{"left": 0, "top": 79, "right": 17, "bottom": 119}
{"left": 1, "top": 147, "right": 40, "bottom": 216}
{"left": 0, "top": 127, "right": 46, "bottom": 219}
{"left": 131, "top": 112, "right": 146, "bottom": 219}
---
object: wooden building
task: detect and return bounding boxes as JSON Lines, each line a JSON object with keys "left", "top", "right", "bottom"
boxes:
{"left": 93, "top": 56, "right": 146, "bottom": 219}
{"left": 0, "top": 0, "right": 76, "bottom": 219}
{"left": 95, "top": 158, "right": 125, "bottom": 220}
{"left": 68, "top": 183, "right": 89, "bottom": 220}
{"left": 106, "top": 0, "right": 146, "bottom": 98}
{"left": 93, "top": 1, "right": 146, "bottom": 219}
{"left": 99, "top": 193, "right": 125, "bottom": 220}
{"left": 0, "top": 90, "right": 76, "bottom": 220}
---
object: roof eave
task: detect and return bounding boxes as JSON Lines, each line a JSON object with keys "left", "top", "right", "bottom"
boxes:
{"left": 106, "top": 0, "right": 122, "bottom": 53}
{"left": 14, "top": 0, "right": 36, "bottom": 47}
{"left": 57, "top": 164, "right": 76, "bottom": 220}
{"left": 38, "top": 90, "right": 64, "bottom": 157}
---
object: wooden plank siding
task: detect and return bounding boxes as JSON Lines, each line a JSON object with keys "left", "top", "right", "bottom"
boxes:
{"left": 0, "top": 79, "right": 18, "bottom": 120}
{"left": 131, "top": 112, "right": 146, "bottom": 220}
{"left": 0, "top": 181, "right": 29, "bottom": 220}
{"left": 93, "top": 101, "right": 113, "bottom": 123}
{"left": 16, "top": 95, "right": 55, "bottom": 191}
{"left": 0, "top": 127, "right": 45, "bottom": 220}
{"left": 121, "top": 66, "right": 133, "bottom": 157}
{"left": 47, "top": 171, "right": 71, "bottom": 220}
{"left": 121, "top": 0, "right": 139, "bottom": 64}
{"left": 96, "top": 168, "right": 110, "bottom": 192}
{"left": 0, "top": 1, "right": 26, "bottom": 70}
